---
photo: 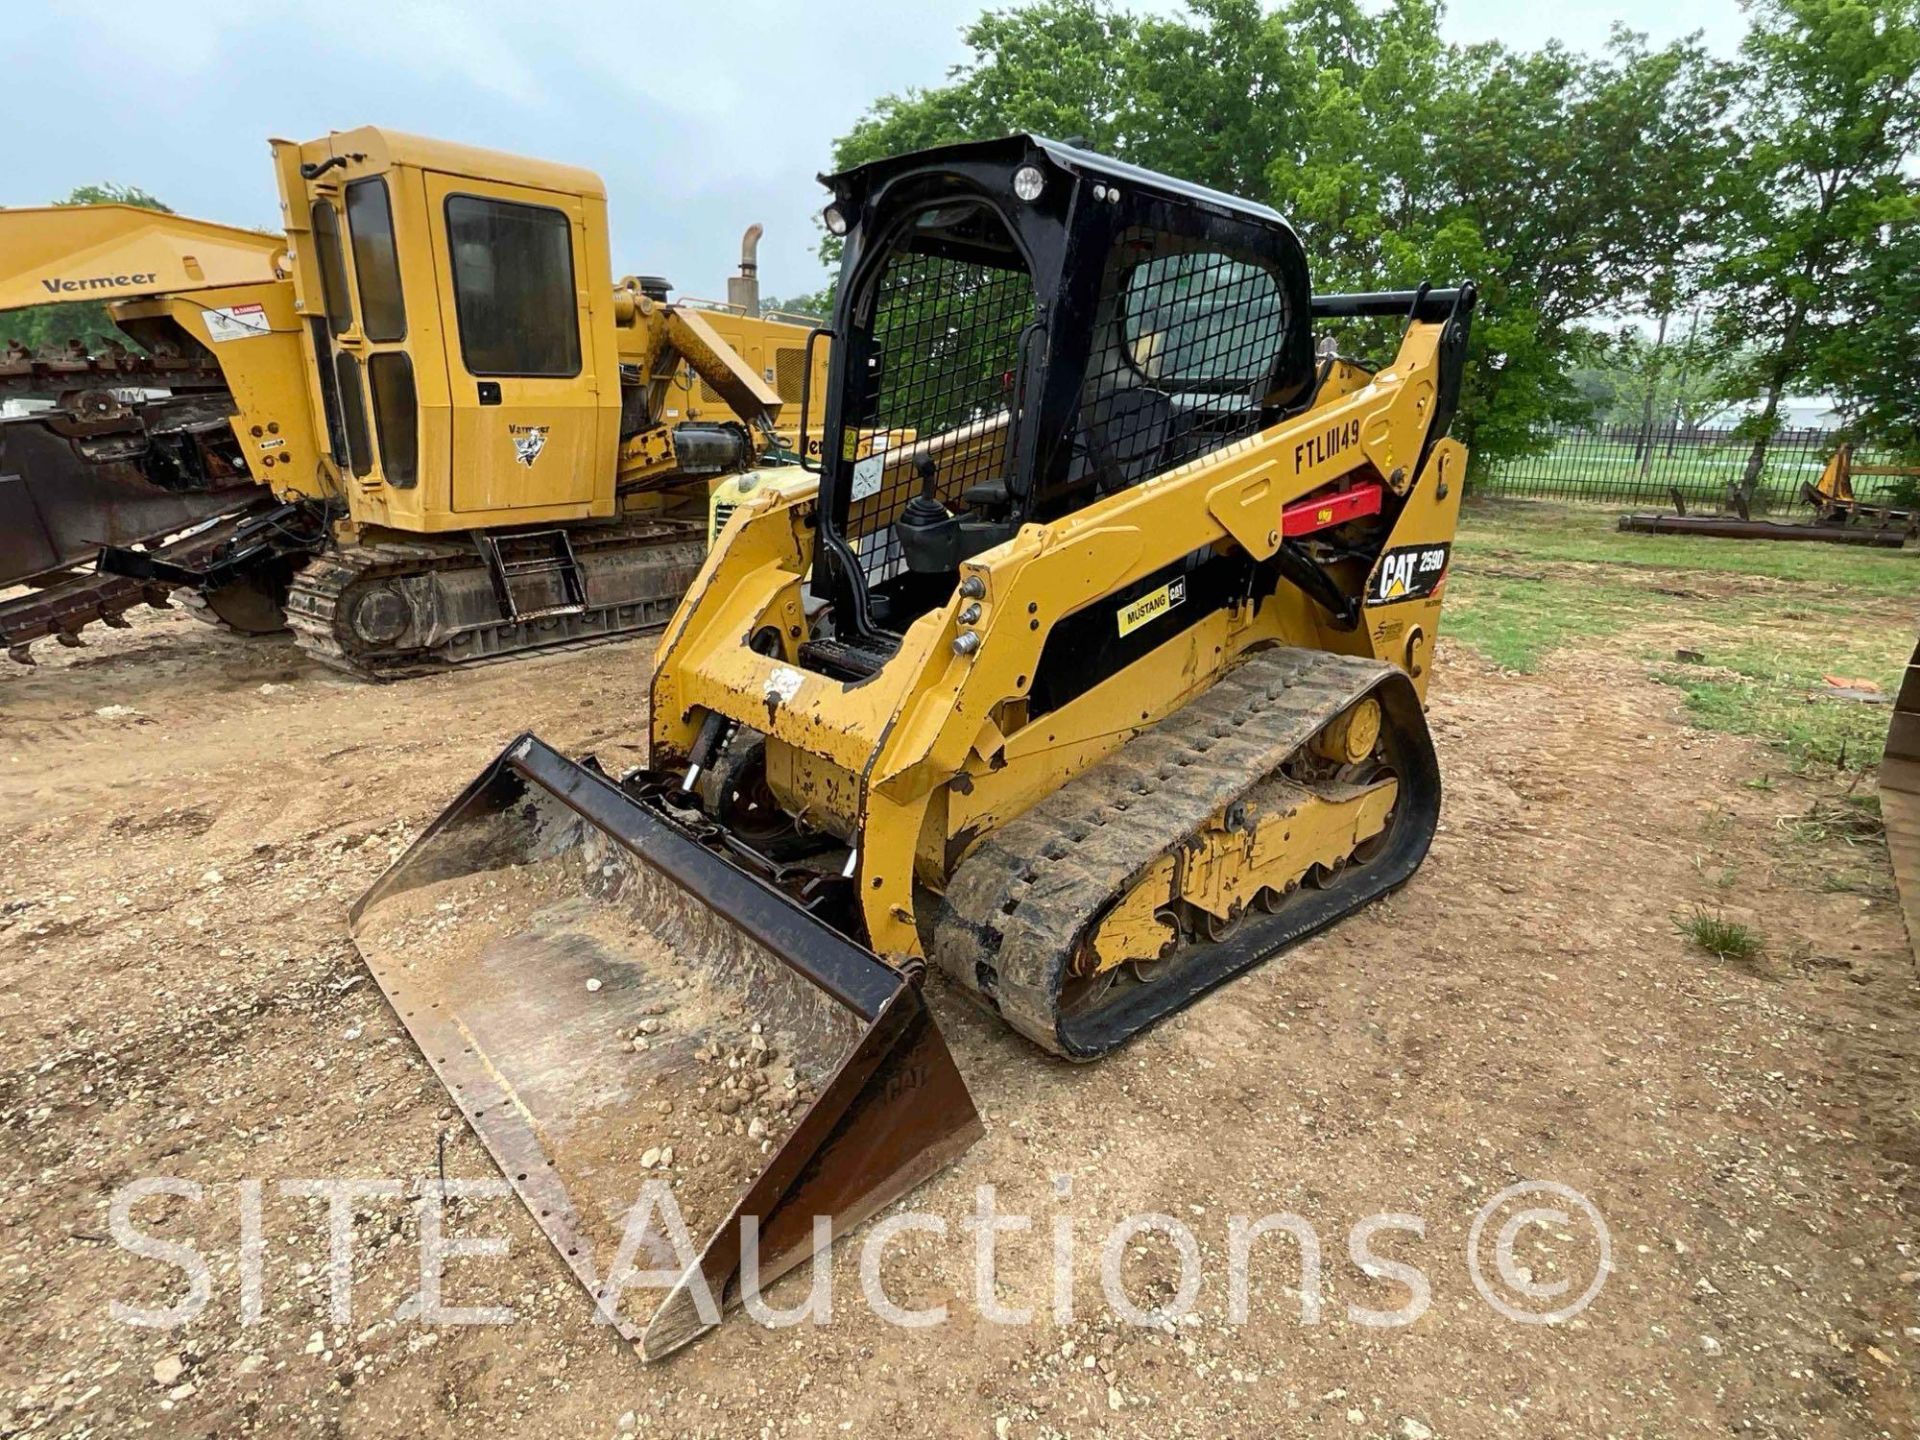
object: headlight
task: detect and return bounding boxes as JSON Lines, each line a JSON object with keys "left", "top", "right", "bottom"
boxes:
{"left": 822, "top": 204, "right": 850, "bottom": 236}
{"left": 1012, "top": 165, "right": 1046, "bottom": 202}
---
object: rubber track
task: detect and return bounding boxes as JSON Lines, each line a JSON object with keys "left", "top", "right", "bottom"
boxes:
{"left": 285, "top": 523, "right": 705, "bottom": 680}
{"left": 933, "top": 646, "right": 1435, "bottom": 1058}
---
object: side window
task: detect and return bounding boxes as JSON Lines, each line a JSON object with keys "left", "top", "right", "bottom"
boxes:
{"left": 335, "top": 352, "right": 374, "bottom": 478}
{"left": 310, "top": 202, "right": 353, "bottom": 333}
{"left": 444, "top": 195, "right": 581, "bottom": 378}
{"left": 1121, "top": 253, "right": 1284, "bottom": 389}
{"left": 345, "top": 178, "right": 406, "bottom": 343}
{"left": 367, "top": 353, "right": 419, "bottom": 488}
{"left": 308, "top": 318, "right": 349, "bottom": 465}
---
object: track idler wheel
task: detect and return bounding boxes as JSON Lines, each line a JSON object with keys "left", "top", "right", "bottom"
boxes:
{"left": 1255, "top": 880, "right": 1297, "bottom": 914}
{"left": 696, "top": 730, "right": 796, "bottom": 844}
{"left": 1195, "top": 903, "right": 1244, "bottom": 943}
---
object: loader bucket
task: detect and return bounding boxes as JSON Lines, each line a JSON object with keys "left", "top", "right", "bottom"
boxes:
{"left": 349, "top": 734, "right": 982, "bottom": 1359}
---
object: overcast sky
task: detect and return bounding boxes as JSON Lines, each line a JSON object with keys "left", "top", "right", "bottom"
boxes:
{"left": 6, "top": 0, "right": 1747, "bottom": 300}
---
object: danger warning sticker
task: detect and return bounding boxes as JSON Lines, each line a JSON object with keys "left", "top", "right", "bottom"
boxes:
{"left": 204, "top": 304, "right": 271, "bottom": 343}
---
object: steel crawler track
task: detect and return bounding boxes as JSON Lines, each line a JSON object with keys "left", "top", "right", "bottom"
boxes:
{"left": 285, "top": 521, "right": 706, "bottom": 680}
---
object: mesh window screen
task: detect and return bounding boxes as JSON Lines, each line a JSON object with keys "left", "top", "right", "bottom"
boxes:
{"left": 844, "top": 244, "right": 1037, "bottom": 586}
{"left": 1072, "top": 232, "right": 1289, "bottom": 499}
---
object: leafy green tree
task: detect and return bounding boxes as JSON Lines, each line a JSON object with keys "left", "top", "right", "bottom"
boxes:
{"left": 825, "top": 0, "right": 1734, "bottom": 466}
{"left": 1814, "top": 207, "right": 1920, "bottom": 457}
{"left": 61, "top": 183, "right": 170, "bottom": 211}
{"left": 3, "top": 184, "right": 172, "bottom": 355}
{"left": 1659, "top": 314, "right": 1742, "bottom": 434}
{"left": 760, "top": 286, "right": 837, "bottom": 322}
{"left": 1707, "top": 0, "right": 1920, "bottom": 506}
{"left": 1566, "top": 357, "right": 1623, "bottom": 420}
{"left": 1576, "top": 317, "right": 1740, "bottom": 440}
{"left": 835, "top": 0, "right": 1142, "bottom": 167}
{"left": 1422, "top": 33, "right": 1735, "bottom": 460}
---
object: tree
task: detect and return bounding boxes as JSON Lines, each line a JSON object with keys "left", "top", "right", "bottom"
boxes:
{"left": 833, "top": 0, "right": 1143, "bottom": 169}
{"left": 1815, "top": 204, "right": 1920, "bottom": 457}
{"left": 1375, "top": 29, "right": 1736, "bottom": 460}
{"left": 4, "top": 183, "right": 173, "bottom": 355}
{"left": 1706, "top": 0, "right": 1920, "bottom": 506}
{"left": 1659, "top": 311, "right": 1744, "bottom": 435}
{"left": 1575, "top": 316, "right": 1740, "bottom": 435}
{"left": 824, "top": 0, "right": 1735, "bottom": 466}
{"left": 760, "top": 286, "right": 836, "bottom": 322}
{"left": 60, "top": 183, "right": 170, "bottom": 212}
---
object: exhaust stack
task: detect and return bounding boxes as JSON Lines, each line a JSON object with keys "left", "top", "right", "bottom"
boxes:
{"left": 727, "top": 223, "right": 763, "bottom": 316}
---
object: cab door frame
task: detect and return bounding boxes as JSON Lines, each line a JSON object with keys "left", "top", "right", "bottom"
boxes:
{"left": 422, "top": 172, "right": 617, "bottom": 520}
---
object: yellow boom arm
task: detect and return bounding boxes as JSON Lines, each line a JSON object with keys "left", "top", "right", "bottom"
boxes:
{"left": 0, "top": 205, "right": 286, "bottom": 312}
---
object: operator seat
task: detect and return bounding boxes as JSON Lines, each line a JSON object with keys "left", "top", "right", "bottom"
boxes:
{"left": 1079, "top": 384, "right": 1173, "bottom": 495}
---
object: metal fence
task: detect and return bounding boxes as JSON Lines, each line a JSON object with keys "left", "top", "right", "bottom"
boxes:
{"left": 1472, "top": 424, "right": 1909, "bottom": 515}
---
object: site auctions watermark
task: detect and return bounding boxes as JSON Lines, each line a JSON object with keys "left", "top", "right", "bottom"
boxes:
{"left": 105, "top": 1174, "right": 1612, "bottom": 1333}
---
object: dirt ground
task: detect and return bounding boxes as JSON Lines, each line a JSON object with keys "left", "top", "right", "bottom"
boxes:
{"left": 3, "top": 579, "right": 1917, "bottom": 1438}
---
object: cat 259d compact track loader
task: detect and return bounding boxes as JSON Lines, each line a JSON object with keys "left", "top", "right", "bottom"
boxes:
{"left": 351, "top": 136, "right": 1476, "bottom": 1357}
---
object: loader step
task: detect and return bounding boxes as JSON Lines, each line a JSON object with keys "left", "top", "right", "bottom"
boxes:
{"left": 798, "top": 631, "right": 901, "bottom": 680}
{"left": 475, "top": 528, "right": 589, "bottom": 622}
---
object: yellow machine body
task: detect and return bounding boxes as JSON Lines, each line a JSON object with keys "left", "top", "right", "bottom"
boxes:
{"left": 1, "top": 126, "right": 824, "bottom": 668}
{"left": 1810, "top": 441, "right": 1920, "bottom": 524}
{"left": 654, "top": 316, "right": 1465, "bottom": 961}
{"left": 0, "top": 206, "right": 324, "bottom": 502}
{"left": 351, "top": 136, "right": 1477, "bottom": 1355}
{"left": 269, "top": 129, "right": 827, "bottom": 537}
{"left": 271, "top": 128, "right": 629, "bottom": 532}
{"left": 109, "top": 284, "right": 327, "bottom": 498}
{"left": 0, "top": 205, "right": 287, "bottom": 309}
{"left": 666, "top": 307, "right": 829, "bottom": 449}
{"left": 3, "top": 129, "right": 821, "bottom": 539}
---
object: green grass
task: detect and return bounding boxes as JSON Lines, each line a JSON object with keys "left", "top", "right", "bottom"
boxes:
{"left": 1437, "top": 569, "right": 1644, "bottom": 671}
{"left": 1676, "top": 908, "right": 1764, "bottom": 963}
{"left": 1456, "top": 498, "right": 1920, "bottom": 596}
{"left": 1647, "top": 641, "right": 1903, "bottom": 767}
{"left": 1445, "top": 500, "right": 1914, "bottom": 764}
